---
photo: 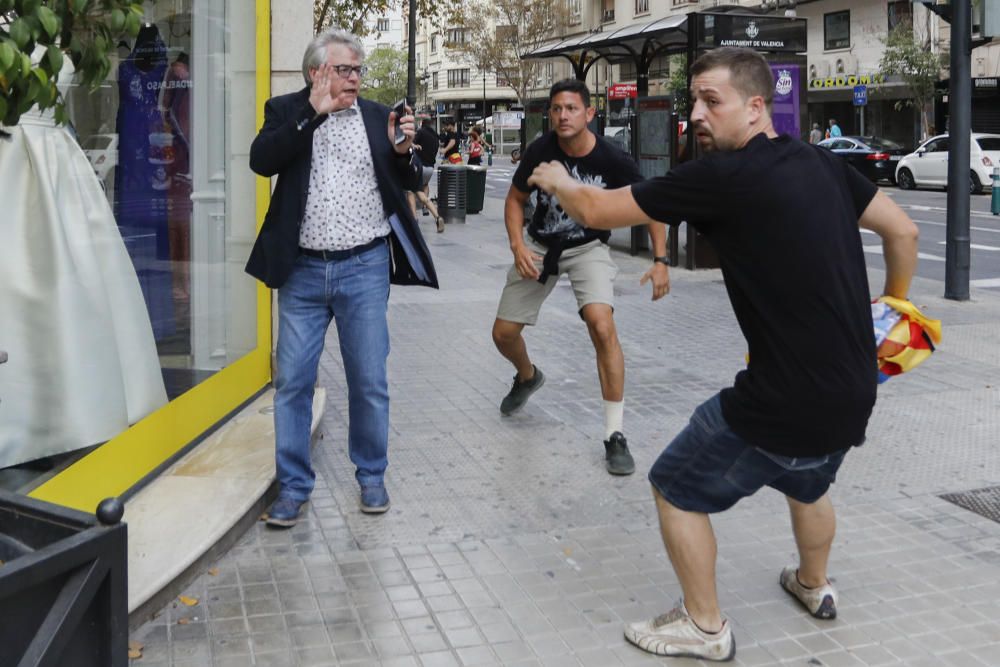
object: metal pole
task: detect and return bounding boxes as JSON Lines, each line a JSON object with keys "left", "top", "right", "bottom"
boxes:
{"left": 406, "top": 0, "right": 417, "bottom": 108}
{"left": 483, "top": 70, "right": 487, "bottom": 127}
{"left": 944, "top": 0, "right": 971, "bottom": 300}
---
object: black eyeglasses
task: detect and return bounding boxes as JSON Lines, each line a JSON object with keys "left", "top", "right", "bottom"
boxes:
{"left": 331, "top": 64, "right": 367, "bottom": 78}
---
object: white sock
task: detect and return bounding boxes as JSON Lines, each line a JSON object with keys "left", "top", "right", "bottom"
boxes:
{"left": 603, "top": 400, "right": 624, "bottom": 440}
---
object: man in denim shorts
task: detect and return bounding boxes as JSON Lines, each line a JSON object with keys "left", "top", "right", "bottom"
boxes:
{"left": 527, "top": 48, "right": 918, "bottom": 661}
{"left": 492, "top": 79, "right": 669, "bottom": 476}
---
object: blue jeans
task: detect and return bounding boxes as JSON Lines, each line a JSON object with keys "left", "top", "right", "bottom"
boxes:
{"left": 649, "top": 394, "right": 848, "bottom": 513}
{"left": 274, "top": 242, "right": 391, "bottom": 502}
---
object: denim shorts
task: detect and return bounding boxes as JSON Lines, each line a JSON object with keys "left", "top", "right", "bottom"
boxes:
{"left": 649, "top": 394, "right": 848, "bottom": 514}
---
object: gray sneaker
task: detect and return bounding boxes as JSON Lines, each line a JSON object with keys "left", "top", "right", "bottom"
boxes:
{"left": 779, "top": 566, "right": 838, "bottom": 619}
{"left": 500, "top": 365, "right": 545, "bottom": 415}
{"left": 624, "top": 604, "right": 735, "bottom": 661}
{"left": 604, "top": 432, "right": 635, "bottom": 475}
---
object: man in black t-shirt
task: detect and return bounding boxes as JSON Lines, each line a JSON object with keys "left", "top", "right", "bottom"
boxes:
{"left": 408, "top": 119, "right": 444, "bottom": 232}
{"left": 492, "top": 79, "right": 669, "bottom": 477}
{"left": 528, "top": 49, "right": 918, "bottom": 662}
{"left": 439, "top": 120, "right": 460, "bottom": 163}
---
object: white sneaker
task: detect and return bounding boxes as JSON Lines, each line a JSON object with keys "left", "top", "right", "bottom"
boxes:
{"left": 779, "top": 566, "right": 838, "bottom": 619}
{"left": 624, "top": 604, "right": 735, "bottom": 661}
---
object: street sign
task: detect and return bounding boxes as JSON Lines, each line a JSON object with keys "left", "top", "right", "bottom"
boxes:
{"left": 853, "top": 84, "right": 867, "bottom": 106}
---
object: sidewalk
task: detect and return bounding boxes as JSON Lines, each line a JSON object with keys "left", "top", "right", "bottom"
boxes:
{"left": 130, "top": 193, "right": 1000, "bottom": 667}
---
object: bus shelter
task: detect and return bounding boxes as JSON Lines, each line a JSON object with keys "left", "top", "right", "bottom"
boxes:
{"left": 523, "top": 8, "right": 807, "bottom": 264}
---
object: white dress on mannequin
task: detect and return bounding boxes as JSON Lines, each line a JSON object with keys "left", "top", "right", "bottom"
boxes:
{"left": 0, "top": 72, "right": 168, "bottom": 467}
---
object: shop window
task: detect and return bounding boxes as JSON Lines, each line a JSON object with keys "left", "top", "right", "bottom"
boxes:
{"left": 824, "top": 11, "right": 850, "bottom": 50}
{"left": 0, "top": 0, "right": 261, "bottom": 487}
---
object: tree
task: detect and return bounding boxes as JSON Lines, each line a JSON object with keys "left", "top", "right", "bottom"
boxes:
{"left": 314, "top": 0, "right": 459, "bottom": 36}
{"left": 361, "top": 45, "right": 406, "bottom": 105}
{"left": 450, "top": 0, "right": 567, "bottom": 104}
{"left": 878, "top": 19, "right": 945, "bottom": 139}
{"left": 0, "top": 1, "right": 144, "bottom": 127}
{"left": 665, "top": 54, "right": 688, "bottom": 118}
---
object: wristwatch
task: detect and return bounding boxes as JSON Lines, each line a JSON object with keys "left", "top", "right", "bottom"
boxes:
{"left": 653, "top": 256, "right": 670, "bottom": 266}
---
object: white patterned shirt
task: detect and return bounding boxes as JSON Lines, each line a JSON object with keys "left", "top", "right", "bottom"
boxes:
{"left": 299, "top": 103, "right": 390, "bottom": 251}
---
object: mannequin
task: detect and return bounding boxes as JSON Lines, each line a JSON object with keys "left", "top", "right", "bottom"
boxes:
{"left": 115, "top": 23, "right": 176, "bottom": 340}
{"left": 0, "top": 48, "right": 168, "bottom": 468}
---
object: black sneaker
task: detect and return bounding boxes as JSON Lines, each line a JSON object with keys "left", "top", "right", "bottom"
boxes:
{"left": 604, "top": 432, "right": 635, "bottom": 475}
{"left": 500, "top": 365, "right": 545, "bottom": 415}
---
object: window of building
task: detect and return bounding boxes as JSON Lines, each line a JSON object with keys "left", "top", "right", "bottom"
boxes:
{"left": 448, "top": 69, "right": 470, "bottom": 88}
{"left": 446, "top": 28, "right": 467, "bottom": 45}
{"left": 887, "top": 1, "right": 912, "bottom": 32}
{"left": 567, "top": 0, "right": 581, "bottom": 23}
{"left": 635, "top": 0, "right": 649, "bottom": 14}
{"left": 432, "top": 71, "right": 439, "bottom": 90}
{"left": 824, "top": 11, "right": 850, "bottom": 50}
{"left": 431, "top": 34, "right": 438, "bottom": 52}
{"left": 376, "top": 18, "right": 390, "bottom": 32}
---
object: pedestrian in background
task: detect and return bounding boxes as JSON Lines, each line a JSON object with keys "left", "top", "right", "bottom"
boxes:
{"left": 467, "top": 128, "right": 484, "bottom": 165}
{"left": 527, "top": 47, "right": 918, "bottom": 662}
{"left": 409, "top": 118, "right": 445, "bottom": 233}
{"left": 492, "top": 78, "right": 669, "bottom": 477}
{"left": 247, "top": 28, "right": 438, "bottom": 527}
{"left": 828, "top": 117, "right": 842, "bottom": 138}
{"left": 809, "top": 122, "right": 823, "bottom": 144}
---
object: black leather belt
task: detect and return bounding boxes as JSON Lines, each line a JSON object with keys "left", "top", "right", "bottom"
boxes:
{"left": 299, "top": 237, "right": 385, "bottom": 261}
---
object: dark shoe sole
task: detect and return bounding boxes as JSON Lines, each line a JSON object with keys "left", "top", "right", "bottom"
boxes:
{"left": 360, "top": 502, "right": 390, "bottom": 514}
{"left": 607, "top": 460, "right": 635, "bottom": 475}
{"left": 500, "top": 372, "right": 545, "bottom": 416}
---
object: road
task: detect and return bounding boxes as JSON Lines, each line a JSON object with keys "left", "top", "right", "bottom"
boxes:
{"left": 479, "top": 163, "right": 1000, "bottom": 292}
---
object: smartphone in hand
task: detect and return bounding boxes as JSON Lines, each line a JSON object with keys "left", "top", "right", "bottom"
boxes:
{"left": 392, "top": 99, "right": 407, "bottom": 145}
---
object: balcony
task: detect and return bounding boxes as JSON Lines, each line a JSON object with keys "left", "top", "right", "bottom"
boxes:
{"left": 602, "top": 8, "right": 615, "bottom": 22}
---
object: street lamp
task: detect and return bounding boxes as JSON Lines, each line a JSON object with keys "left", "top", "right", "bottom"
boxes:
{"left": 407, "top": 0, "right": 417, "bottom": 108}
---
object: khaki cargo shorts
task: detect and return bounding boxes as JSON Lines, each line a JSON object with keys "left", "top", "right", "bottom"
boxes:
{"left": 496, "top": 238, "right": 618, "bottom": 325}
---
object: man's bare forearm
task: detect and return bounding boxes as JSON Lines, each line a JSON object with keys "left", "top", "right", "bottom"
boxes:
{"left": 881, "top": 232, "right": 918, "bottom": 299}
{"left": 504, "top": 193, "right": 527, "bottom": 249}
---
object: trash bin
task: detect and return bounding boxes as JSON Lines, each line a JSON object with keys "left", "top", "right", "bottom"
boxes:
{"left": 466, "top": 165, "right": 488, "bottom": 215}
{"left": 0, "top": 492, "right": 128, "bottom": 666}
{"left": 437, "top": 164, "right": 467, "bottom": 224}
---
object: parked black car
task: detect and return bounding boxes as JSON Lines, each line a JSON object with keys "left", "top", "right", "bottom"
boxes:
{"left": 816, "top": 136, "right": 909, "bottom": 183}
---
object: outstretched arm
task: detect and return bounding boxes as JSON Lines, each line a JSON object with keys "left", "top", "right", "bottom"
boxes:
{"left": 527, "top": 161, "right": 656, "bottom": 230}
{"left": 859, "top": 190, "right": 919, "bottom": 299}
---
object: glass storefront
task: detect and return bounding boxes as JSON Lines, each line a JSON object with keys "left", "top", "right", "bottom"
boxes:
{"left": 0, "top": 1, "right": 269, "bottom": 508}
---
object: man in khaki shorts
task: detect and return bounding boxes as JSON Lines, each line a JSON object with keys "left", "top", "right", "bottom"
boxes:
{"left": 491, "top": 79, "right": 669, "bottom": 475}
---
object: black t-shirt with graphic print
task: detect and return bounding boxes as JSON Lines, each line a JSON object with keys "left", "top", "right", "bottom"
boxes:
{"left": 512, "top": 131, "right": 643, "bottom": 248}
{"left": 631, "top": 133, "right": 879, "bottom": 458}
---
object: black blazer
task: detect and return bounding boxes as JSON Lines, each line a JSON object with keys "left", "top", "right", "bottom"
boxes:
{"left": 246, "top": 89, "right": 438, "bottom": 289}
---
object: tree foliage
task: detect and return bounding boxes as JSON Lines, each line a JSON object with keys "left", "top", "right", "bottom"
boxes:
{"left": 361, "top": 45, "right": 406, "bottom": 105}
{"left": 450, "top": 0, "right": 567, "bottom": 103}
{"left": 0, "top": 0, "right": 144, "bottom": 127}
{"left": 665, "top": 54, "right": 688, "bottom": 118}
{"left": 878, "top": 19, "right": 945, "bottom": 138}
{"left": 314, "top": 0, "right": 459, "bottom": 36}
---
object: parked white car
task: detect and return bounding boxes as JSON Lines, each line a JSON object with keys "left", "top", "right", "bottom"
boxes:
{"left": 895, "top": 133, "right": 1000, "bottom": 194}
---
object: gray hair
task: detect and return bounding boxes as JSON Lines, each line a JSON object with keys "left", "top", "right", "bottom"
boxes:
{"left": 302, "top": 28, "right": 365, "bottom": 86}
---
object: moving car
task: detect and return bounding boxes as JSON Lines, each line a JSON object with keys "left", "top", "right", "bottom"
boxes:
{"left": 895, "top": 133, "right": 1000, "bottom": 194}
{"left": 817, "top": 135, "right": 908, "bottom": 183}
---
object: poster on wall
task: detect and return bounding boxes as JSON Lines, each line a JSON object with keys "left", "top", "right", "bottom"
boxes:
{"left": 769, "top": 64, "right": 801, "bottom": 140}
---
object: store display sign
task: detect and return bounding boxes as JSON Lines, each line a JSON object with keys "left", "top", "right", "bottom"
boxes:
{"left": 769, "top": 64, "right": 801, "bottom": 139}
{"left": 697, "top": 14, "right": 807, "bottom": 52}
{"left": 608, "top": 83, "right": 638, "bottom": 100}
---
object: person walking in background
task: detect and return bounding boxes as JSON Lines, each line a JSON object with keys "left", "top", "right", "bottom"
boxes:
{"left": 247, "top": 28, "right": 438, "bottom": 527}
{"left": 527, "top": 47, "right": 918, "bottom": 661}
{"left": 409, "top": 118, "right": 445, "bottom": 233}
{"left": 440, "top": 120, "right": 461, "bottom": 163}
{"left": 809, "top": 122, "right": 823, "bottom": 144}
{"left": 467, "top": 128, "right": 484, "bottom": 165}
{"left": 492, "top": 78, "right": 670, "bottom": 477}
{"left": 828, "top": 117, "right": 842, "bottom": 138}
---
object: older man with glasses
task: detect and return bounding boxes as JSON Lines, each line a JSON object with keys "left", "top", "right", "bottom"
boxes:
{"left": 247, "top": 28, "right": 438, "bottom": 527}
